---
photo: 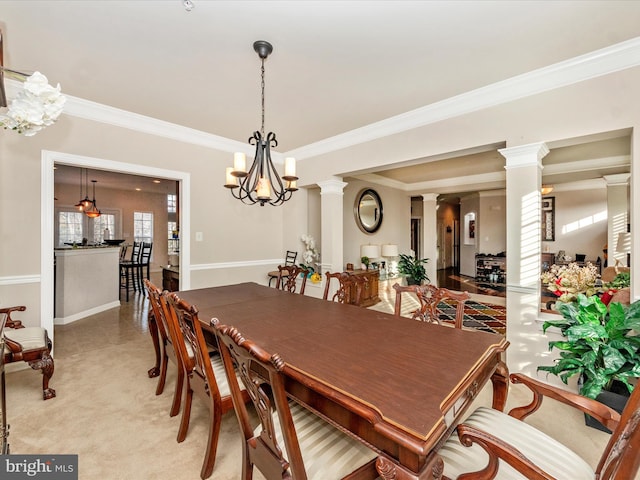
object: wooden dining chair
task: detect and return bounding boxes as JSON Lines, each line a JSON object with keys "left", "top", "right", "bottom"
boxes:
{"left": 212, "top": 320, "right": 379, "bottom": 480}
{"left": 144, "top": 279, "right": 186, "bottom": 417}
{"left": 393, "top": 283, "right": 471, "bottom": 329}
{"left": 267, "top": 250, "right": 298, "bottom": 287}
{"left": 275, "top": 264, "right": 308, "bottom": 294}
{"left": 0, "top": 306, "right": 55, "bottom": 400}
{"left": 323, "top": 271, "right": 365, "bottom": 305}
{"left": 165, "top": 292, "right": 248, "bottom": 479}
{"left": 438, "top": 373, "right": 640, "bottom": 479}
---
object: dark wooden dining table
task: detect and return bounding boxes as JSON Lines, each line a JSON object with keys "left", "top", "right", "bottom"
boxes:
{"left": 170, "top": 282, "right": 510, "bottom": 480}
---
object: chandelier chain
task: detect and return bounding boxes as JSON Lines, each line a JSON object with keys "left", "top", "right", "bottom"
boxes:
{"left": 260, "top": 58, "right": 266, "bottom": 138}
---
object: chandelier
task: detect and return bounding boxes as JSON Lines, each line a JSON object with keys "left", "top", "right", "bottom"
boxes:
{"left": 0, "top": 29, "right": 66, "bottom": 136}
{"left": 224, "top": 41, "right": 298, "bottom": 206}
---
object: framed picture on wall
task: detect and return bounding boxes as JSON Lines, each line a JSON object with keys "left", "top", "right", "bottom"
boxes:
{"left": 542, "top": 196, "right": 555, "bottom": 241}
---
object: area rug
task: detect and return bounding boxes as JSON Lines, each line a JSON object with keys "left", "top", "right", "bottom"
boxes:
{"left": 438, "top": 298, "right": 507, "bottom": 335}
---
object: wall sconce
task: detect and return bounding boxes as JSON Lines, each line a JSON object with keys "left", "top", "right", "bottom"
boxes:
{"left": 446, "top": 225, "right": 452, "bottom": 233}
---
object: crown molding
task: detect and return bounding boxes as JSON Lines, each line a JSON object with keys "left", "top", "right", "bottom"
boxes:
{"left": 285, "top": 37, "right": 640, "bottom": 160}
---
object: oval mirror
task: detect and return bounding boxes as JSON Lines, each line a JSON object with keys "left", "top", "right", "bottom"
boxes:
{"left": 354, "top": 188, "right": 383, "bottom": 234}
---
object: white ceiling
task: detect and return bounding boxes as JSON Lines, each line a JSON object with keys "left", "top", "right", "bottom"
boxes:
{"left": 3, "top": 1, "right": 638, "bottom": 193}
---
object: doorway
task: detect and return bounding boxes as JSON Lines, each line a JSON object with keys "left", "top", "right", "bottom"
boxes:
{"left": 41, "top": 150, "right": 191, "bottom": 345}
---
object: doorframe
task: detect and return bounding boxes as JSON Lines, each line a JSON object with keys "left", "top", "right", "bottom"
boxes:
{"left": 41, "top": 150, "right": 191, "bottom": 343}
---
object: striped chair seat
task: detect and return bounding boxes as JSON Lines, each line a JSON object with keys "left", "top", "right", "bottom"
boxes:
{"left": 268, "top": 400, "right": 377, "bottom": 480}
{"left": 439, "top": 407, "right": 594, "bottom": 479}
{"left": 3, "top": 327, "right": 48, "bottom": 352}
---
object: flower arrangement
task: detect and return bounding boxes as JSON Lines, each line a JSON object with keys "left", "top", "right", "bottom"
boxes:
{"left": 0, "top": 71, "right": 66, "bottom": 136}
{"left": 540, "top": 261, "right": 601, "bottom": 303}
{"left": 300, "top": 234, "right": 320, "bottom": 276}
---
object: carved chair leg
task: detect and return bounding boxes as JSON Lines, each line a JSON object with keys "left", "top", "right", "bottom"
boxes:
{"left": 177, "top": 385, "right": 193, "bottom": 443}
{"left": 147, "top": 312, "right": 161, "bottom": 378}
{"left": 29, "top": 352, "right": 56, "bottom": 400}
{"left": 201, "top": 403, "right": 223, "bottom": 479}
{"left": 170, "top": 365, "right": 184, "bottom": 418}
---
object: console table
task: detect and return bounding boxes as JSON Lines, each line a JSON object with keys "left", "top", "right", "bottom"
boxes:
{"left": 162, "top": 265, "right": 180, "bottom": 292}
{"left": 345, "top": 269, "right": 380, "bottom": 307}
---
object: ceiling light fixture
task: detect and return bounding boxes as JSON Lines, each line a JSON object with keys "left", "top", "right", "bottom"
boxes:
{"left": 183, "top": 0, "right": 195, "bottom": 12}
{"left": 224, "top": 40, "right": 298, "bottom": 206}
{"left": 84, "top": 180, "right": 101, "bottom": 218}
{"left": 75, "top": 168, "right": 92, "bottom": 211}
{"left": 541, "top": 185, "right": 554, "bottom": 195}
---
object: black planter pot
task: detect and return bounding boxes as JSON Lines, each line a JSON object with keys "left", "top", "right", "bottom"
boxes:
{"left": 585, "top": 381, "right": 630, "bottom": 433}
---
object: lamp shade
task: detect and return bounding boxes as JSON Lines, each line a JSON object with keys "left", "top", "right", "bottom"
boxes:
{"left": 360, "top": 244, "right": 380, "bottom": 260}
{"left": 616, "top": 232, "right": 631, "bottom": 254}
{"left": 381, "top": 244, "right": 399, "bottom": 257}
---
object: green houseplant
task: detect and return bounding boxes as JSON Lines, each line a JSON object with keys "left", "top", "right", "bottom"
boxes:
{"left": 397, "top": 254, "right": 429, "bottom": 285}
{"left": 538, "top": 294, "right": 640, "bottom": 400}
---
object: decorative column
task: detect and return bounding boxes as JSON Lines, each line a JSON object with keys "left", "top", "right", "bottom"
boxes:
{"left": 421, "top": 193, "right": 438, "bottom": 285}
{"left": 317, "top": 178, "right": 347, "bottom": 274}
{"left": 499, "top": 142, "right": 550, "bottom": 380}
{"left": 603, "top": 174, "right": 630, "bottom": 267}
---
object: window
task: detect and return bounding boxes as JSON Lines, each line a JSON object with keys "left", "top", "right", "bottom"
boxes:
{"left": 134, "top": 211, "right": 153, "bottom": 243}
{"left": 168, "top": 221, "right": 177, "bottom": 239}
{"left": 58, "top": 211, "right": 84, "bottom": 245}
{"left": 93, "top": 214, "right": 116, "bottom": 243}
{"left": 167, "top": 194, "right": 176, "bottom": 213}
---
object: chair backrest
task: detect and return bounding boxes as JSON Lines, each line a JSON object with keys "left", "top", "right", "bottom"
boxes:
{"left": 284, "top": 250, "right": 297, "bottom": 267}
{"left": 597, "top": 383, "right": 640, "bottom": 479}
{"left": 165, "top": 293, "right": 224, "bottom": 404}
{"left": 276, "top": 265, "right": 308, "bottom": 295}
{"left": 119, "top": 244, "right": 128, "bottom": 261}
{"left": 138, "top": 242, "right": 153, "bottom": 265}
{"left": 213, "top": 320, "right": 308, "bottom": 479}
{"left": 323, "top": 271, "right": 364, "bottom": 305}
{"left": 393, "top": 283, "right": 470, "bottom": 329}
{"left": 144, "top": 279, "right": 177, "bottom": 353}
{"left": 128, "top": 241, "right": 142, "bottom": 262}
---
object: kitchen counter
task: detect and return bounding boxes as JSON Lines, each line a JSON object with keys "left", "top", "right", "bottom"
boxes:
{"left": 54, "top": 246, "right": 120, "bottom": 324}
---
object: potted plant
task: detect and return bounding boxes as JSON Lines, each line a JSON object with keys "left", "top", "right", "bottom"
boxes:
{"left": 538, "top": 294, "right": 640, "bottom": 430}
{"left": 360, "top": 256, "right": 370, "bottom": 270}
{"left": 397, "top": 254, "right": 429, "bottom": 285}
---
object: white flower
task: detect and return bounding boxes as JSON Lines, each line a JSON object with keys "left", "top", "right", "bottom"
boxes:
{"left": 300, "top": 233, "right": 320, "bottom": 268}
{"left": 0, "top": 71, "right": 66, "bottom": 136}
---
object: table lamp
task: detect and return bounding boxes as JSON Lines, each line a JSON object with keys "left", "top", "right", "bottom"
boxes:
{"left": 381, "top": 244, "right": 399, "bottom": 276}
{"left": 360, "top": 244, "right": 380, "bottom": 269}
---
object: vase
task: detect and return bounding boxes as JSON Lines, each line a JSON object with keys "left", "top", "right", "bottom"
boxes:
{"left": 584, "top": 380, "right": 630, "bottom": 433}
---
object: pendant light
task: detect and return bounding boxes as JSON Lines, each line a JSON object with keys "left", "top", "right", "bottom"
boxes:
{"left": 85, "top": 179, "right": 101, "bottom": 218}
{"left": 76, "top": 169, "right": 92, "bottom": 211}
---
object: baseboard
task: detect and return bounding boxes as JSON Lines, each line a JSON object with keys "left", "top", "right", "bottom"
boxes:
{"left": 54, "top": 301, "right": 121, "bottom": 325}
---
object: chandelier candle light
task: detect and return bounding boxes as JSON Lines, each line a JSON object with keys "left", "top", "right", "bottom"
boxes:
{"left": 224, "top": 41, "right": 298, "bottom": 206}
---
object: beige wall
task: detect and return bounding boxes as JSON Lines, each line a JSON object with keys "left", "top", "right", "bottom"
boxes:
{"left": 342, "top": 179, "right": 411, "bottom": 270}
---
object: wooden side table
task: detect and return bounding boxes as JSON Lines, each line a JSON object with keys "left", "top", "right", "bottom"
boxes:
{"left": 345, "top": 269, "right": 380, "bottom": 307}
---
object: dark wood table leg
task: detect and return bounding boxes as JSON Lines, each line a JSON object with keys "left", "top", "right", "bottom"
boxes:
{"left": 490, "top": 360, "right": 509, "bottom": 411}
{"left": 147, "top": 311, "right": 161, "bottom": 378}
{"left": 376, "top": 454, "right": 444, "bottom": 479}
